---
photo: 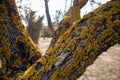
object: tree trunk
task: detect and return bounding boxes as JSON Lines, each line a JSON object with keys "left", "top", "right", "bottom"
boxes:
{"left": 18, "top": 0, "right": 120, "bottom": 80}
{"left": 0, "top": 0, "right": 120, "bottom": 80}
{"left": 0, "top": 0, "right": 42, "bottom": 79}
{"left": 44, "top": 0, "right": 54, "bottom": 35}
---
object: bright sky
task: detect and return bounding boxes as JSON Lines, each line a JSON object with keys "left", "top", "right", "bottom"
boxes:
{"left": 16, "top": 0, "right": 111, "bottom": 25}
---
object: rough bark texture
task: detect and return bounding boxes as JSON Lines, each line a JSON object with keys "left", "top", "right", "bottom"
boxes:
{"left": 18, "top": 0, "right": 120, "bottom": 80}
{"left": 47, "top": 0, "right": 88, "bottom": 51}
{"left": 0, "top": 0, "right": 42, "bottom": 79}
{"left": 0, "top": 0, "right": 120, "bottom": 80}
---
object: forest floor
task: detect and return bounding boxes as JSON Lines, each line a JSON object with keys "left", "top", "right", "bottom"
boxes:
{"left": 38, "top": 38, "right": 120, "bottom": 80}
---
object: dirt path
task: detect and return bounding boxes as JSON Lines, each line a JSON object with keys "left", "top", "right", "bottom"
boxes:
{"left": 79, "top": 45, "right": 120, "bottom": 80}
{"left": 38, "top": 38, "right": 52, "bottom": 54}
{"left": 38, "top": 38, "right": 120, "bottom": 80}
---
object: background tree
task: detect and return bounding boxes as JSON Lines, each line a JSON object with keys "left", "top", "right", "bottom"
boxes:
{"left": 44, "top": 0, "right": 54, "bottom": 35}
{"left": 90, "top": 0, "right": 102, "bottom": 5}
{"left": 15, "top": 0, "right": 31, "bottom": 26}
{"left": 54, "top": 10, "right": 64, "bottom": 25}
{"left": 26, "top": 10, "right": 44, "bottom": 44}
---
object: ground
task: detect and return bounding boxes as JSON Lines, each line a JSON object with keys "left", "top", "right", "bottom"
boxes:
{"left": 38, "top": 38, "right": 120, "bottom": 80}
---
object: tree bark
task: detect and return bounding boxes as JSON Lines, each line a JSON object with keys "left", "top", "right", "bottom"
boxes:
{"left": 18, "top": 0, "right": 120, "bottom": 80}
{"left": 47, "top": 0, "right": 88, "bottom": 52}
{"left": 44, "top": 0, "right": 54, "bottom": 35}
{"left": 0, "top": 0, "right": 120, "bottom": 80}
{"left": 0, "top": 0, "right": 42, "bottom": 79}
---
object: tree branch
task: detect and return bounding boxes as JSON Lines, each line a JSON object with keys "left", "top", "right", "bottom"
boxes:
{"left": 0, "top": 0, "right": 42, "bottom": 79}
{"left": 18, "top": 0, "right": 120, "bottom": 80}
